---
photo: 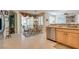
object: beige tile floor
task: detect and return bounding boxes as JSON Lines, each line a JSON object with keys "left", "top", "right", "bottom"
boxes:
{"left": 0, "top": 32, "right": 70, "bottom": 49}
{"left": 0, "top": 28, "right": 71, "bottom": 49}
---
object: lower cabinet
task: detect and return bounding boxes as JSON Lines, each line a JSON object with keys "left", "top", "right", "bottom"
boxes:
{"left": 56, "top": 31, "right": 67, "bottom": 44}
{"left": 68, "top": 33, "right": 79, "bottom": 48}
{"left": 56, "top": 29, "right": 79, "bottom": 48}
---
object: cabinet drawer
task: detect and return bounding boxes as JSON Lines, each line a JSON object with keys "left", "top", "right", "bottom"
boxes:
{"left": 56, "top": 28, "right": 79, "bottom": 33}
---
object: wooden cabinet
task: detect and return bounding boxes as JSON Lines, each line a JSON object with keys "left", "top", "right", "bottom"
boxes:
{"left": 56, "top": 28, "right": 79, "bottom": 48}
{"left": 56, "top": 30, "right": 67, "bottom": 44}
{"left": 56, "top": 30, "right": 70, "bottom": 46}
{"left": 68, "top": 33, "right": 79, "bottom": 48}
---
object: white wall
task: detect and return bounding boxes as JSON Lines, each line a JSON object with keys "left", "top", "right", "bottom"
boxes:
{"left": 15, "top": 11, "right": 22, "bottom": 34}
{"left": 44, "top": 12, "right": 49, "bottom": 26}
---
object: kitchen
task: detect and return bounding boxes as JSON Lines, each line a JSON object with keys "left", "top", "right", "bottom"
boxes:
{"left": 0, "top": 10, "right": 79, "bottom": 49}
{"left": 46, "top": 10, "right": 79, "bottom": 48}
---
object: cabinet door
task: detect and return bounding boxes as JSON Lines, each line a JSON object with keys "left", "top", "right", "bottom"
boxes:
{"left": 68, "top": 33, "right": 79, "bottom": 48}
{"left": 56, "top": 30, "right": 67, "bottom": 44}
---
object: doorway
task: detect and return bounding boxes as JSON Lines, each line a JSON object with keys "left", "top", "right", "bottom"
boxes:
{"left": 9, "top": 11, "right": 16, "bottom": 34}
{"left": 9, "top": 15, "right": 15, "bottom": 34}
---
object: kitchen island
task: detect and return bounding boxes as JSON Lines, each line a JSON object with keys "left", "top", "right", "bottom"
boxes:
{"left": 46, "top": 25, "right": 79, "bottom": 48}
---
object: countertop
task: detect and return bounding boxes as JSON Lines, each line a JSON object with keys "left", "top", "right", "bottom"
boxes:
{"left": 46, "top": 25, "right": 79, "bottom": 30}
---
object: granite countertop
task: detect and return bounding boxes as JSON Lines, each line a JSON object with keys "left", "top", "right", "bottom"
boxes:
{"left": 46, "top": 25, "right": 79, "bottom": 30}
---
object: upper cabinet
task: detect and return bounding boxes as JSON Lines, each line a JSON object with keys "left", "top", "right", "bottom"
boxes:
{"left": 75, "top": 15, "right": 79, "bottom": 24}
{"left": 66, "top": 15, "right": 77, "bottom": 24}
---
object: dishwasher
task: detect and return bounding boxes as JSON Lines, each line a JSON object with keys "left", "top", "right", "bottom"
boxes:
{"left": 47, "top": 27, "right": 56, "bottom": 41}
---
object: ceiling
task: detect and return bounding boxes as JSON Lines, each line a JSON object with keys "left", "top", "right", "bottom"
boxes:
{"left": 19, "top": 10, "right": 44, "bottom": 14}
{"left": 47, "top": 10, "right": 79, "bottom": 15}
{"left": 18, "top": 10, "right": 79, "bottom": 15}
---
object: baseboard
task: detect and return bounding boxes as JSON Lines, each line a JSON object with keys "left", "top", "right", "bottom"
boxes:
{"left": 47, "top": 38, "right": 56, "bottom": 42}
{"left": 47, "top": 38, "right": 76, "bottom": 49}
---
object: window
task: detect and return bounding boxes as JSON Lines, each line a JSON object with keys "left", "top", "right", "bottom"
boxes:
{"left": 21, "top": 15, "right": 44, "bottom": 30}
{"left": 26, "top": 17, "right": 34, "bottom": 29}
{"left": 48, "top": 15, "right": 66, "bottom": 24}
{"left": 38, "top": 16, "right": 44, "bottom": 25}
{"left": 48, "top": 15, "right": 56, "bottom": 24}
{"left": 56, "top": 15, "right": 66, "bottom": 24}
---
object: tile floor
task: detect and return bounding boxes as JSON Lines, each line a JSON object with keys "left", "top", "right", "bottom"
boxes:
{"left": 0, "top": 32, "right": 70, "bottom": 49}
{"left": 0, "top": 28, "right": 71, "bottom": 49}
